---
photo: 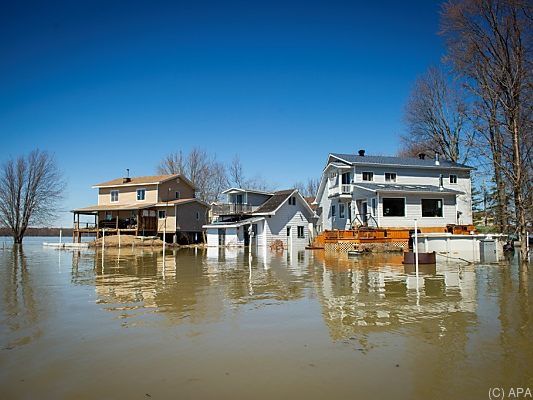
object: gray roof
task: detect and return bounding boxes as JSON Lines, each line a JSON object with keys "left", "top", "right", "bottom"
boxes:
{"left": 253, "top": 189, "right": 295, "bottom": 214}
{"left": 353, "top": 183, "right": 464, "bottom": 195}
{"left": 330, "top": 153, "right": 472, "bottom": 170}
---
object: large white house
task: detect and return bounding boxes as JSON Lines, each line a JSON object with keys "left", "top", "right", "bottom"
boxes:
{"left": 315, "top": 151, "right": 473, "bottom": 231}
{"left": 204, "top": 188, "right": 316, "bottom": 247}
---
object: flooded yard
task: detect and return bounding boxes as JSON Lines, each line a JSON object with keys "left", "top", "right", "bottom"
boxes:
{"left": 1, "top": 238, "right": 532, "bottom": 399}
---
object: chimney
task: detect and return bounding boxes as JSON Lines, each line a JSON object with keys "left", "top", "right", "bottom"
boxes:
{"left": 418, "top": 153, "right": 426, "bottom": 160}
{"left": 435, "top": 152, "right": 440, "bottom": 165}
{"left": 358, "top": 149, "right": 365, "bottom": 157}
{"left": 122, "top": 168, "right": 131, "bottom": 183}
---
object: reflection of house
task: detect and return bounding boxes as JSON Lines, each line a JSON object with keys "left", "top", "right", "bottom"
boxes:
{"left": 204, "top": 188, "right": 317, "bottom": 247}
{"left": 315, "top": 151, "right": 473, "bottom": 231}
{"left": 72, "top": 174, "right": 209, "bottom": 243}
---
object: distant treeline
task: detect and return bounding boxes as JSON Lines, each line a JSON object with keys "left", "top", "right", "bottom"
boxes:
{"left": 0, "top": 227, "right": 73, "bottom": 237}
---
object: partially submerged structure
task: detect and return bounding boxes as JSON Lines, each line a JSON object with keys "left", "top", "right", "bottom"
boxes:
{"left": 204, "top": 188, "right": 316, "bottom": 247}
{"left": 72, "top": 174, "right": 209, "bottom": 243}
{"left": 315, "top": 151, "right": 473, "bottom": 231}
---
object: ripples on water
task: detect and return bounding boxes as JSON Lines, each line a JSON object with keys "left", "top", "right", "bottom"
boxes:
{"left": 0, "top": 237, "right": 531, "bottom": 399}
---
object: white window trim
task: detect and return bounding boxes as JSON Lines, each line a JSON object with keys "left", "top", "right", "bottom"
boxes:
{"left": 421, "top": 198, "right": 445, "bottom": 218}
{"left": 381, "top": 197, "right": 406, "bottom": 218}
{"left": 136, "top": 188, "right": 147, "bottom": 202}
{"left": 362, "top": 171, "right": 374, "bottom": 182}
{"left": 385, "top": 172, "right": 397, "bottom": 182}
{"left": 110, "top": 190, "right": 119, "bottom": 203}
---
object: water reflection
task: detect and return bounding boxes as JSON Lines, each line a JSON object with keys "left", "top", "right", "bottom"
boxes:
{"left": 0, "top": 245, "right": 42, "bottom": 349}
{"left": 2, "top": 242, "right": 531, "bottom": 400}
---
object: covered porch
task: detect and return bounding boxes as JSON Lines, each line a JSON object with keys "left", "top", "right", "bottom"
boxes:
{"left": 71, "top": 204, "right": 158, "bottom": 243}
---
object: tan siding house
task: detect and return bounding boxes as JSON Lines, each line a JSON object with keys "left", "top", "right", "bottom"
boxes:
{"left": 72, "top": 174, "right": 209, "bottom": 243}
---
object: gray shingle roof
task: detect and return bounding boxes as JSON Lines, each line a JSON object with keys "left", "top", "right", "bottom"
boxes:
{"left": 330, "top": 153, "right": 472, "bottom": 169}
{"left": 253, "top": 189, "right": 295, "bottom": 214}
{"left": 353, "top": 182, "right": 464, "bottom": 195}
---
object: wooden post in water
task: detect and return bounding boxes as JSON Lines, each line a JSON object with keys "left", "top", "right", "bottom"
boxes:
{"left": 59, "top": 229, "right": 62, "bottom": 244}
{"left": 414, "top": 219, "right": 419, "bottom": 280}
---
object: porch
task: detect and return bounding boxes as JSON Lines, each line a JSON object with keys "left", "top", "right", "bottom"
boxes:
{"left": 72, "top": 204, "right": 158, "bottom": 243}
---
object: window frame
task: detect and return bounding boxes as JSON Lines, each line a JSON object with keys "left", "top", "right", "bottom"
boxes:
{"left": 297, "top": 226, "right": 305, "bottom": 238}
{"left": 110, "top": 190, "right": 119, "bottom": 203}
{"left": 421, "top": 198, "right": 444, "bottom": 218}
{"left": 449, "top": 174, "right": 458, "bottom": 184}
{"left": 385, "top": 172, "right": 397, "bottom": 182}
{"left": 362, "top": 171, "right": 374, "bottom": 182}
{"left": 136, "top": 188, "right": 146, "bottom": 201}
{"left": 382, "top": 197, "right": 406, "bottom": 217}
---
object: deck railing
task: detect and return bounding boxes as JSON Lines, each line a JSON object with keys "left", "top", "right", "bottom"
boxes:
{"left": 211, "top": 203, "right": 256, "bottom": 215}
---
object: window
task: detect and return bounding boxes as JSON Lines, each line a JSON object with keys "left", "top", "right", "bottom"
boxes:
{"left": 332, "top": 205, "right": 336, "bottom": 217}
{"left": 422, "top": 199, "right": 443, "bottom": 217}
{"left": 286, "top": 226, "right": 291, "bottom": 236}
{"left": 339, "top": 203, "right": 345, "bottom": 218}
{"left": 297, "top": 226, "right": 305, "bottom": 238}
{"left": 362, "top": 172, "right": 374, "bottom": 181}
{"left": 110, "top": 190, "right": 119, "bottom": 202}
{"left": 385, "top": 172, "right": 397, "bottom": 182}
{"left": 288, "top": 196, "right": 296, "bottom": 205}
{"left": 196, "top": 211, "right": 200, "bottom": 220}
{"left": 158, "top": 210, "right": 166, "bottom": 219}
{"left": 383, "top": 198, "right": 405, "bottom": 217}
{"left": 341, "top": 172, "right": 351, "bottom": 184}
{"left": 136, "top": 189, "right": 146, "bottom": 201}
{"left": 175, "top": 191, "right": 180, "bottom": 199}
{"left": 449, "top": 174, "right": 457, "bottom": 184}
{"left": 105, "top": 211, "right": 113, "bottom": 221}
{"left": 371, "top": 198, "right": 377, "bottom": 216}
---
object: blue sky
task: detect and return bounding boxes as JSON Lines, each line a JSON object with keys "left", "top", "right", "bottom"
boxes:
{"left": 0, "top": 0, "right": 445, "bottom": 226}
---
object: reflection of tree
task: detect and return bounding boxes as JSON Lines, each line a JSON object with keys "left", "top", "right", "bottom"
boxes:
{"left": 1, "top": 245, "right": 42, "bottom": 349}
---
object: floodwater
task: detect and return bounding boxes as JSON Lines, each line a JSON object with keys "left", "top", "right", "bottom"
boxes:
{"left": 1, "top": 238, "right": 531, "bottom": 400}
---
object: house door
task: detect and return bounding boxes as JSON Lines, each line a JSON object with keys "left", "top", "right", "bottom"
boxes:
{"left": 361, "top": 202, "right": 368, "bottom": 225}
{"left": 218, "top": 228, "right": 225, "bottom": 246}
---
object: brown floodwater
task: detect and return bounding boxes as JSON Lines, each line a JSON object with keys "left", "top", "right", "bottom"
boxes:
{"left": 1, "top": 238, "right": 532, "bottom": 399}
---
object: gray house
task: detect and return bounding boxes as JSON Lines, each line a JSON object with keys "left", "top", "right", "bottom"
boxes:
{"left": 315, "top": 151, "right": 473, "bottom": 231}
{"left": 205, "top": 188, "right": 316, "bottom": 247}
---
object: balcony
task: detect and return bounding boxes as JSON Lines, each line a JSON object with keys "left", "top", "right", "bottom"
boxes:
{"left": 211, "top": 203, "right": 257, "bottom": 215}
{"left": 328, "top": 184, "right": 353, "bottom": 198}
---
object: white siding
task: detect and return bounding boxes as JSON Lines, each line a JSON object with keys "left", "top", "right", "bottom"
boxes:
{"left": 378, "top": 194, "right": 457, "bottom": 227}
{"left": 264, "top": 197, "right": 312, "bottom": 247}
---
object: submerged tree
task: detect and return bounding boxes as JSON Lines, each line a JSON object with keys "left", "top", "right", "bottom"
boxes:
{"left": 0, "top": 150, "right": 64, "bottom": 244}
{"left": 441, "top": 0, "right": 532, "bottom": 262}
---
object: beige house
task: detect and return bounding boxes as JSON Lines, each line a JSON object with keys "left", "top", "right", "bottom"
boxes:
{"left": 72, "top": 174, "right": 209, "bottom": 243}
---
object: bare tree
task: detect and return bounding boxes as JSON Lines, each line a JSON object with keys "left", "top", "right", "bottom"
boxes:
{"left": 441, "top": 0, "right": 532, "bottom": 262}
{"left": 401, "top": 66, "right": 471, "bottom": 163}
{"left": 227, "top": 154, "right": 272, "bottom": 191}
{"left": 0, "top": 150, "right": 65, "bottom": 244}
{"left": 294, "top": 178, "right": 320, "bottom": 198}
{"left": 157, "top": 151, "right": 185, "bottom": 175}
{"left": 157, "top": 148, "right": 227, "bottom": 203}
{"left": 228, "top": 155, "right": 245, "bottom": 188}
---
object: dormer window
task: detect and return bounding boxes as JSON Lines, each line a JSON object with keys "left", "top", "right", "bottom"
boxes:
{"left": 449, "top": 174, "right": 458, "bottom": 184}
{"left": 110, "top": 190, "right": 119, "bottom": 202}
{"left": 385, "top": 172, "right": 397, "bottom": 182}
{"left": 136, "top": 189, "right": 146, "bottom": 201}
{"left": 362, "top": 172, "right": 374, "bottom": 182}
